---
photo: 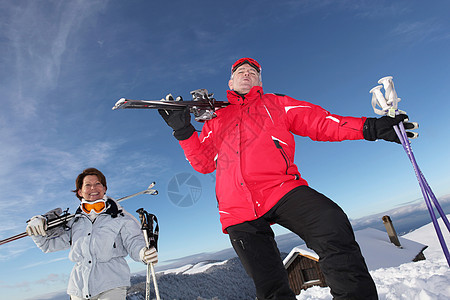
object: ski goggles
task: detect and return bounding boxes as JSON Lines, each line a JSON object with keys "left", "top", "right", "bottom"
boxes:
{"left": 80, "top": 199, "right": 106, "bottom": 214}
{"left": 231, "top": 57, "right": 261, "bottom": 74}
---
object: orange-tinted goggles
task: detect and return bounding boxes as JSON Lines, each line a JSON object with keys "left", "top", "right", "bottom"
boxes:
{"left": 81, "top": 199, "right": 106, "bottom": 214}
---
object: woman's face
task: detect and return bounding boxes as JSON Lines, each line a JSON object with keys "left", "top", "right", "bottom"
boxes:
{"left": 77, "top": 175, "right": 106, "bottom": 201}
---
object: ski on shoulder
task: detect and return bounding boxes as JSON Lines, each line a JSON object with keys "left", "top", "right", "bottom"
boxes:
{"left": 112, "top": 89, "right": 229, "bottom": 121}
{"left": 0, "top": 183, "right": 158, "bottom": 246}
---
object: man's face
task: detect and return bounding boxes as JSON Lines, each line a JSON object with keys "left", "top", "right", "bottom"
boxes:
{"left": 228, "top": 63, "right": 262, "bottom": 94}
{"left": 77, "top": 175, "right": 106, "bottom": 201}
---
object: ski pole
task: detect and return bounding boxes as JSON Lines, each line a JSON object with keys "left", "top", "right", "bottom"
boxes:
{"left": 393, "top": 122, "right": 450, "bottom": 266}
{"left": 395, "top": 122, "right": 450, "bottom": 231}
{"left": 379, "top": 77, "right": 450, "bottom": 233}
{"left": 0, "top": 183, "right": 158, "bottom": 246}
{"left": 370, "top": 77, "right": 450, "bottom": 266}
{"left": 136, "top": 208, "right": 160, "bottom": 300}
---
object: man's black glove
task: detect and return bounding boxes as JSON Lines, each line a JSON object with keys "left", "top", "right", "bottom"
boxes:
{"left": 363, "top": 114, "right": 419, "bottom": 144}
{"left": 158, "top": 94, "right": 195, "bottom": 141}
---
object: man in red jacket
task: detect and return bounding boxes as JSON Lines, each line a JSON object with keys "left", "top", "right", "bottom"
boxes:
{"left": 159, "top": 58, "right": 416, "bottom": 299}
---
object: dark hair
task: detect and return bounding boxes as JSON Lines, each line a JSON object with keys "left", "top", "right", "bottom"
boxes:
{"left": 73, "top": 168, "right": 107, "bottom": 200}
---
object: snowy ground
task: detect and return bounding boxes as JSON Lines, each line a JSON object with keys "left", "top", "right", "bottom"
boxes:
{"left": 296, "top": 216, "right": 450, "bottom": 300}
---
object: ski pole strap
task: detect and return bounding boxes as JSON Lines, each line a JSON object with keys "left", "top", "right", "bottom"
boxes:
{"left": 136, "top": 208, "right": 159, "bottom": 251}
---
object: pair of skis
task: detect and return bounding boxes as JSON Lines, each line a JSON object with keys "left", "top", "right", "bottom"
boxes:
{"left": 370, "top": 76, "right": 450, "bottom": 267}
{"left": 0, "top": 183, "right": 158, "bottom": 246}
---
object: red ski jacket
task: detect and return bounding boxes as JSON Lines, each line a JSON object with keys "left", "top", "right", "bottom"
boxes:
{"left": 179, "top": 86, "right": 366, "bottom": 233}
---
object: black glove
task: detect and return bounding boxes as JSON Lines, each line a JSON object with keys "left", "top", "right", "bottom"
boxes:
{"left": 158, "top": 94, "right": 195, "bottom": 141}
{"left": 363, "top": 114, "right": 418, "bottom": 144}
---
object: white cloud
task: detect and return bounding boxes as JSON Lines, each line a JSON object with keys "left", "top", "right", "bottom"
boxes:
{"left": 390, "top": 19, "right": 447, "bottom": 44}
{"left": 0, "top": 272, "right": 68, "bottom": 289}
{"left": 0, "top": 0, "right": 108, "bottom": 120}
{"left": 21, "top": 257, "right": 68, "bottom": 270}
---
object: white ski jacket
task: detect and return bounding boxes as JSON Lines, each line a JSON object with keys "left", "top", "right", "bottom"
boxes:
{"left": 31, "top": 198, "right": 146, "bottom": 299}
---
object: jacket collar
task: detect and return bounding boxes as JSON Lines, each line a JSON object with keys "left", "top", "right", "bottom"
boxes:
{"left": 227, "top": 86, "right": 263, "bottom": 105}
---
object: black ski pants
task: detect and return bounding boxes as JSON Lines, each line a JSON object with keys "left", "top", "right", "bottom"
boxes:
{"left": 226, "top": 185, "right": 378, "bottom": 300}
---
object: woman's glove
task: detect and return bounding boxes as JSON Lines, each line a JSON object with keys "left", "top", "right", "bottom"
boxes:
{"left": 26, "top": 215, "right": 47, "bottom": 236}
{"left": 139, "top": 246, "right": 158, "bottom": 264}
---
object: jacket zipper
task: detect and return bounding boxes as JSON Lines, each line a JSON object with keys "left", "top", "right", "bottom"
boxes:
{"left": 273, "top": 139, "right": 290, "bottom": 174}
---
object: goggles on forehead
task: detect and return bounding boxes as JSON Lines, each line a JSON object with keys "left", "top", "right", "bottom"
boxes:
{"left": 80, "top": 199, "right": 106, "bottom": 214}
{"left": 231, "top": 57, "right": 261, "bottom": 74}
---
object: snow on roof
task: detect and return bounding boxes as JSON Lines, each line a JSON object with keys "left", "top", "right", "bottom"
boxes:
{"left": 283, "top": 246, "right": 318, "bottom": 269}
{"left": 283, "top": 227, "right": 427, "bottom": 271}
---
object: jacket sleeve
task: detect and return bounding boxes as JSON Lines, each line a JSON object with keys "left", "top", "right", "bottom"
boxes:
{"left": 178, "top": 121, "right": 217, "bottom": 174}
{"left": 283, "top": 96, "right": 366, "bottom": 141}
{"left": 120, "top": 211, "right": 147, "bottom": 262}
{"left": 31, "top": 223, "right": 72, "bottom": 253}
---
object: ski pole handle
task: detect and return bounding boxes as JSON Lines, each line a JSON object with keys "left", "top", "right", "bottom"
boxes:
{"left": 378, "top": 76, "right": 397, "bottom": 104}
{"left": 370, "top": 76, "right": 403, "bottom": 118}
{"left": 370, "top": 79, "right": 402, "bottom": 118}
{"left": 369, "top": 85, "right": 390, "bottom": 111}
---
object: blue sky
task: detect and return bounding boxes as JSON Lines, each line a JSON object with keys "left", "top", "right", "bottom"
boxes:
{"left": 1, "top": 0, "right": 449, "bottom": 299}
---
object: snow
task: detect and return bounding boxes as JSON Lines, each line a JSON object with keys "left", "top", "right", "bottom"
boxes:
{"left": 161, "top": 260, "right": 228, "bottom": 275}
{"left": 160, "top": 264, "right": 194, "bottom": 275}
{"left": 183, "top": 260, "right": 228, "bottom": 275}
{"left": 295, "top": 215, "right": 450, "bottom": 299}
{"left": 356, "top": 227, "right": 426, "bottom": 270}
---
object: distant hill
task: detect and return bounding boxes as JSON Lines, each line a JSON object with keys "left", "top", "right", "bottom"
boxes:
{"left": 350, "top": 194, "right": 450, "bottom": 235}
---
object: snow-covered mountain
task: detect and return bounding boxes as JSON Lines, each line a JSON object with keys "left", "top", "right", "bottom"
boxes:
{"left": 128, "top": 256, "right": 257, "bottom": 300}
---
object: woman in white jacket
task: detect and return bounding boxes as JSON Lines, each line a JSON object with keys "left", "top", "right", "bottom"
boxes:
{"left": 26, "top": 168, "right": 158, "bottom": 300}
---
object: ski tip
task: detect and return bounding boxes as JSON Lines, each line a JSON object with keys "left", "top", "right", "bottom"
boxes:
{"left": 144, "top": 189, "right": 158, "bottom": 195}
{"left": 144, "top": 182, "right": 158, "bottom": 195}
{"left": 112, "top": 98, "right": 127, "bottom": 110}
